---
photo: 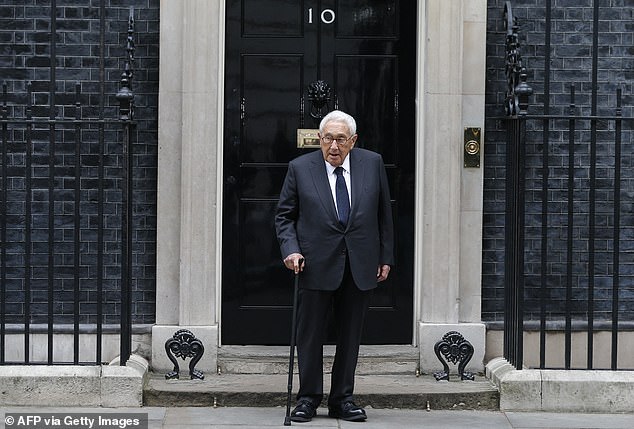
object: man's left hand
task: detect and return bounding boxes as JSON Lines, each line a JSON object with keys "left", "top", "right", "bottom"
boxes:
{"left": 377, "top": 264, "right": 391, "bottom": 282}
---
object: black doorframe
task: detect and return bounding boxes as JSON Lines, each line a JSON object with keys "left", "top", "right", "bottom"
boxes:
{"left": 221, "top": 0, "right": 417, "bottom": 345}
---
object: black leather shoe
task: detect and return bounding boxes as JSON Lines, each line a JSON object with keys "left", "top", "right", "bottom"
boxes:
{"left": 290, "top": 400, "right": 317, "bottom": 422}
{"left": 328, "top": 401, "right": 367, "bottom": 421}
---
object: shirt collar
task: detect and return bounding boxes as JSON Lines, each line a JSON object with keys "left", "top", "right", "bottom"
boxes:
{"left": 325, "top": 153, "right": 351, "bottom": 175}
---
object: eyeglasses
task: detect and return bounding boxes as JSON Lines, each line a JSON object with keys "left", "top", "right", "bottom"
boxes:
{"left": 321, "top": 135, "right": 353, "bottom": 147}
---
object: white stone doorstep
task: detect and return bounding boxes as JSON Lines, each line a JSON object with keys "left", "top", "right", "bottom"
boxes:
{"left": 486, "top": 357, "right": 634, "bottom": 413}
{"left": 0, "top": 355, "right": 148, "bottom": 407}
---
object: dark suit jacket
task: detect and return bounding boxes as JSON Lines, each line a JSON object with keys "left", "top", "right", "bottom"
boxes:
{"left": 275, "top": 148, "right": 394, "bottom": 291}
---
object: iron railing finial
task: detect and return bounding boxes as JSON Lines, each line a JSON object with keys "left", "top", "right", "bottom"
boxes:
{"left": 116, "top": 7, "right": 135, "bottom": 122}
{"left": 504, "top": 2, "right": 532, "bottom": 117}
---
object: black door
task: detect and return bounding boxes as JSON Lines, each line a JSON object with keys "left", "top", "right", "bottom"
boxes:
{"left": 222, "top": 0, "right": 415, "bottom": 344}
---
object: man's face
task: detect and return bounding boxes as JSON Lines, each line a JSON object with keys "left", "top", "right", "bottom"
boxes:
{"left": 319, "top": 120, "right": 357, "bottom": 167}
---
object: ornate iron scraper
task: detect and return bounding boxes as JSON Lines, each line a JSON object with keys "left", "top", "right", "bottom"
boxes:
{"left": 433, "top": 331, "right": 475, "bottom": 381}
{"left": 165, "top": 329, "right": 205, "bottom": 380}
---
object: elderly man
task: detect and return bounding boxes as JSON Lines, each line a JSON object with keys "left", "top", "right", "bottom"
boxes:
{"left": 275, "top": 110, "right": 394, "bottom": 422}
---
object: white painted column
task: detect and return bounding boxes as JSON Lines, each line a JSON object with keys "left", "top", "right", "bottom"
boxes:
{"left": 460, "top": 0, "right": 487, "bottom": 325}
{"left": 155, "top": 0, "right": 183, "bottom": 327}
{"left": 416, "top": 0, "right": 487, "bottom": 374}
{"left": 152, "top": 0, "right": 225, "bottom": 374}
{"left": 421, "top": 0, "right": 463, "bottom": 325}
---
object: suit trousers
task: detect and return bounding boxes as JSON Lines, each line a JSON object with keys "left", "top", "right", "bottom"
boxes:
{"left": 296, "top": 258, "right": 372, "bottom": 406}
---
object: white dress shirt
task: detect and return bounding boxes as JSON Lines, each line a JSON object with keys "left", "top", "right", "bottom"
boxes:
{"left": 325, "top": 155, "right": 352, "bottom": 219}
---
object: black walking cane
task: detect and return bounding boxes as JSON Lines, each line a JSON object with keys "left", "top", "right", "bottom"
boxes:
{"left": 284, "top": 258, "right": 303, "bottom": 426}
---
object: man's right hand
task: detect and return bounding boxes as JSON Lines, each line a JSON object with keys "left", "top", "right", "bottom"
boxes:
{"left": 283, "top": 253, "right": 305, "bottom": 274}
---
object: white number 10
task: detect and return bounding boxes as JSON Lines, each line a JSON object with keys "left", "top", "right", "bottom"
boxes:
{"left": 308, "top": 8, "right": 336, "bottom": 24}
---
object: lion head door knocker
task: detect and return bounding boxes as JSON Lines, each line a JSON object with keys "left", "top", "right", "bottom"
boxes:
{"left": 307, "top": 80, "right": 331, "bottom": 120}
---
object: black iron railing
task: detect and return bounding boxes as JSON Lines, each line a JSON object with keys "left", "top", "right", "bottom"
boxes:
{"left": 502, "top": 1, "right": 633, "bottom": 370}
{"left": 503, "top": 1, "right": 531, "bottom": 370}
{"left": 0, "top": 4, "right": 135, "bottom": 366}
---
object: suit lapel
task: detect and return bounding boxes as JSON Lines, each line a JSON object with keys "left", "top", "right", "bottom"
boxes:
{"left": 349, "top": 149, "right": 365, "bottom": 223}
{"left": 309, "top": 152, "right": 339, "bottom": 224}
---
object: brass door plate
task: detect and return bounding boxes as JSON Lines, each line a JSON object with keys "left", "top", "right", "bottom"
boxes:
{"left": 297, "top": 128, "right": 320, "bottom": 148}
{"left": 464, "top": 127, "right": 481, "bottom": 168}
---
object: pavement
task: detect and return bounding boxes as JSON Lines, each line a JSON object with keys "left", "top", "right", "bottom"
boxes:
{"left": 2, "top": 407, "right": 634, "bottom": 429}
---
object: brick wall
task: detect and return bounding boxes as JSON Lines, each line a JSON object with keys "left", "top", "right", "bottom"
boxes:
{"left": 484, "top": 0, "right": 634, "bottom": 322}
{"left": 0, "top": 0, "right": 159, "bottom": 324}
{"left": 6, "top": 0, "right": 632, "bottom": 328}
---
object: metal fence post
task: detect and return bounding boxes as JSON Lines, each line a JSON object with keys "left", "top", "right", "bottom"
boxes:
{"left": 503, "top": 2, "right": 532, "bottom": 370}
{"left": 116, "top": 6, "right": 135, "bottom": 366}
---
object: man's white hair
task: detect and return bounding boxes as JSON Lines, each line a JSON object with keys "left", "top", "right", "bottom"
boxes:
{"left": 319, "top": 110, "right": 357, "bottom": 136}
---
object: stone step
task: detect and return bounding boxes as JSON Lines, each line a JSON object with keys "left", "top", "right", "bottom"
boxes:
{"left": 216, "top": 345, "right": 420, "bottom": 375}
{"left": 144, "top": 373, "right": 499, "bottom": 410}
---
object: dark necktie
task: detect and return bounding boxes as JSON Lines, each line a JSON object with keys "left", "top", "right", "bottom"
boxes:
{"left": 335, "top": 167, "right": 350, "bottom": 226}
